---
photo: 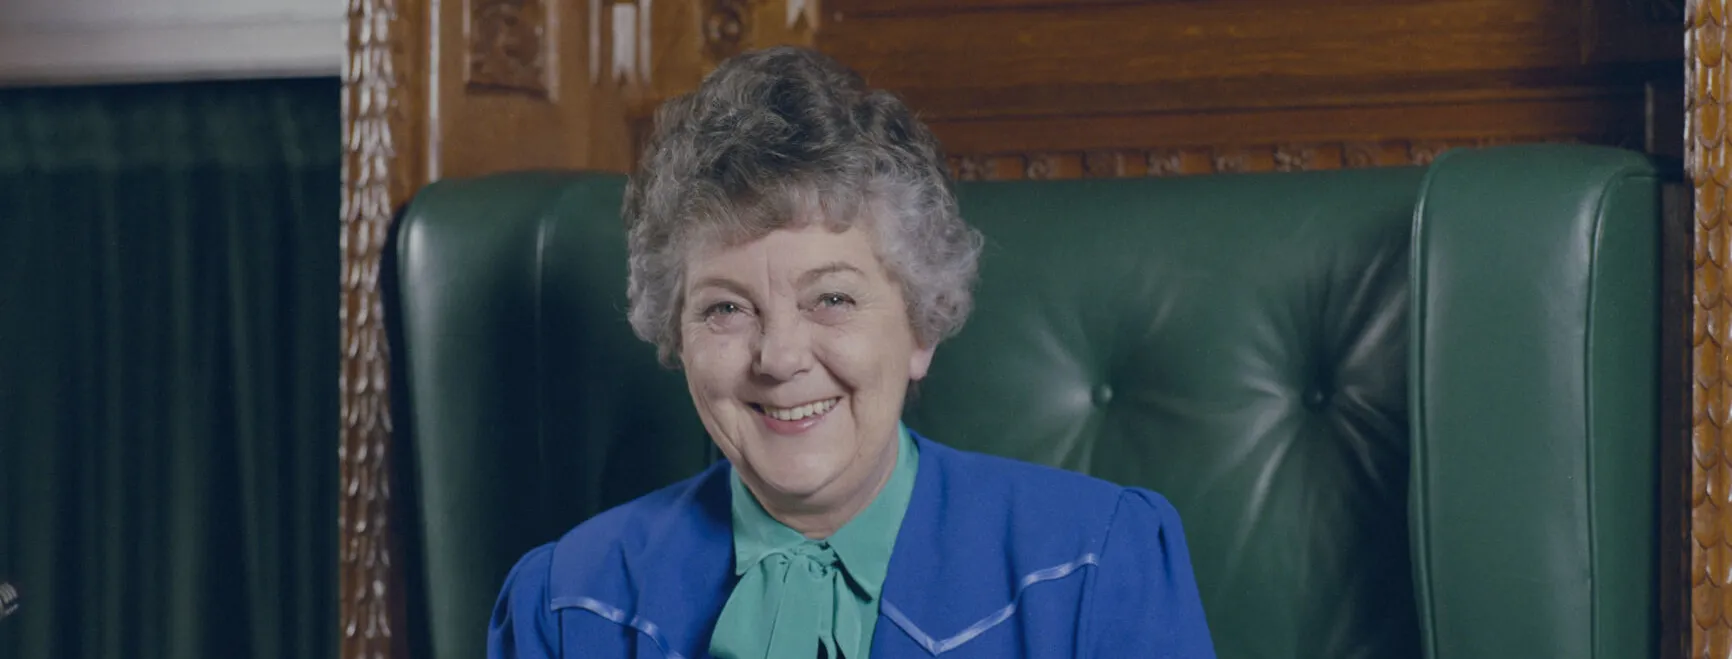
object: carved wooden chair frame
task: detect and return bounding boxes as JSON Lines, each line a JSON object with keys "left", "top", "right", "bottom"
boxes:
{"left": 337, "top": 2, "right": 1720, "bottom": 657}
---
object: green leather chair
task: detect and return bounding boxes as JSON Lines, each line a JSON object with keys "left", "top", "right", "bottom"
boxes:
{"left": 386, "top": 145, "right": 1661, "bottom": 658}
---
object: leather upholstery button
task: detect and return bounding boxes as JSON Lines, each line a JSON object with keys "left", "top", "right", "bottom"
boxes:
{"left": 1303, "top": 388, "right": 1330, "bottom": 409}
{"left": 1092, "top": 383, "right": 1114, "bottom": 406}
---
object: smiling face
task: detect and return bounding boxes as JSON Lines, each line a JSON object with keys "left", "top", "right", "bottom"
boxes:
{"left": 679, "top": 220, "right": 934, "bottom": 536}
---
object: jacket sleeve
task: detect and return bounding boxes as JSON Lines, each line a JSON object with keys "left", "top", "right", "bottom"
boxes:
{"left": 488, "top": 543, "right": 559, "bottom": 659}
{"left": 1082, "top": 488, "right": 1216, "bottom": 659}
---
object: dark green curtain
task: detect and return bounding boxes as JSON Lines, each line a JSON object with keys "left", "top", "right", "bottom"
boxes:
{"left": 0, "top": 78, "right": 339, "bottom": 659}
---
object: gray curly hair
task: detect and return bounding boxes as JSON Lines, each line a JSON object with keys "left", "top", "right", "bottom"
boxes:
{"left": 624, "top": 46, "right": 984, "bottom": 366}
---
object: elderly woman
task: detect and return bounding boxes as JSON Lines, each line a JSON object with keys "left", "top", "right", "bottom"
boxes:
{"left": 488, "top": 46, "right": 1215, "bottom": 659}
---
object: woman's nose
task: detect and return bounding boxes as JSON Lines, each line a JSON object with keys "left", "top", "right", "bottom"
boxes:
{"left": 753, "top": 315, "right": 813, "bottom": 381}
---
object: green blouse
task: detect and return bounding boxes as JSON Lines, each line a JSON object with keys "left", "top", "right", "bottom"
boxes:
{"left": 709, "top": 424, "right": 919, "bottom": 659}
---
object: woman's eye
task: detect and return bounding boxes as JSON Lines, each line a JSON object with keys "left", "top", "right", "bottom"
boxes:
{"left": 817, "top": 293, "right": 853, "bottom": 308}
{"left": 703, "top": 301, "right": 743, "bottom": 318}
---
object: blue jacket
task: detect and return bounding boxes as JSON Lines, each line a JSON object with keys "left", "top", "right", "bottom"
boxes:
{"left": 489, "top": 433, "right": 1216, "bottom": 658}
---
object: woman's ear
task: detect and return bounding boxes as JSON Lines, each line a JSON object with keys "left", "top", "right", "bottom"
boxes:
{"left": 908, "top": 343, "right": 936, "bottom": 381}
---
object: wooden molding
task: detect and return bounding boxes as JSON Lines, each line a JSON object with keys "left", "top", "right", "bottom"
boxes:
{"left": 925, "top": 97, "right": 1643, "bottom": 156}
{"left": 946, "top": 137, "right": 1592, "bottom": 181}
{"left": 1689, "top": 3, "right": 1726, "bottom": 655}
{"left": 341, "top": 1, "right": 426, "bottom": 659}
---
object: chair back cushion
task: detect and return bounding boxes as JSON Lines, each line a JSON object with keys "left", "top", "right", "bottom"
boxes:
{"left": 389, "top": 145, "right": 1659, "bottom": 659}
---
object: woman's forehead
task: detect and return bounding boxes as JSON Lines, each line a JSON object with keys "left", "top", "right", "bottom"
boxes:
{"left": 685, "top": 224, "right": 886, "bottom": 285}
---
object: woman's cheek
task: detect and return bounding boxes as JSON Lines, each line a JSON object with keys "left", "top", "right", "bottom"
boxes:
{"left": 692, "top": 334, "right": 752, "bottom": 384}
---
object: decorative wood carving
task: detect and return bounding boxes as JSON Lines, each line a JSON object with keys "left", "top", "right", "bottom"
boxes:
{"left": 466, "top": 0, "right": 551, "bottom": 97}
{"left": 609, "top": 1, "right": 648, "bottom": 86}
{"left": 1147, "top": 150, "right": 1183, "bottom": 177}
{"left": 822, "top": 2, "right": 1677, "bottom": 124}
{"left": 955, "top": 155, "right": 987, "bottom": 181}
{"left": 1273, "top": 145, "right": 1317, "bottom": 172}
{"left": 787, "top": 0, "right": 814, "bottom": 29}
{"left": 342, "top": 0, "right": 422, "bottom": 658}
{"left": 1407, "top": 141, "right": 1451, "bottom": 165}
{"left": 1024, "top": 154, "right": 1054, "bottom": 180}
{"left": 1690, "top": 3, "right": 1726, "bottom": 656}
{"left": 946, "top": 137, "right": 1591, "bottom": 181}
{"left": 1342, "top": 142, "right": 1379, "bottom": 169}
{"left": 1211, "top": 149, "right": 1250, "bottom": 174}
{"left": 1083, "top": 150, "right": 1122, "bottom": 178}
{"left": 703, "top": 0, "right": 750, "bottom": 63}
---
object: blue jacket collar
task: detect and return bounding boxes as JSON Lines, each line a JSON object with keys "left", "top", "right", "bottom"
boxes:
{"left": 623, "top": 463, "right": 735, "bottom": 658}
{"left": 547, "top": 460, "right": 736, "bottom": 659}
{"left": 547, "top": 432, "right": 1064, "bottom": 658}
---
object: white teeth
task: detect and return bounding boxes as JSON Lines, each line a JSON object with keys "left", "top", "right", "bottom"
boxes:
{"left": 764, "top": 398, "right": 837, "bottom": 422}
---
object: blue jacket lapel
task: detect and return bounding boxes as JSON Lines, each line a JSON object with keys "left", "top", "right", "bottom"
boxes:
{"left": 628, "top": 466, "right": 736, "bottom": 658}
{"left": 551, "top": 462, "right": 737, "bottom": 659}
{"left": 874, "top": 434, "right": 1009, "bottom": 655}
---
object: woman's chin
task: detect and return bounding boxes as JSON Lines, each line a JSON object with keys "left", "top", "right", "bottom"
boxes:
{"left": 744, "top": 451, "right": 853, "bottom": 501}
{"left": 752, "top": 468, "right": 837, "bottom": 502}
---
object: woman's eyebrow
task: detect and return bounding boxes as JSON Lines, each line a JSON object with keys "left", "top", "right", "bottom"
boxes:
{"left": 687, "top": 276, "right": 751, "bottom": 299}
{"left": 796, "top": 262, "right": 864, "bottom": 287}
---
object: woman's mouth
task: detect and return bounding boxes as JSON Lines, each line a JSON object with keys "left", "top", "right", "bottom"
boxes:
{"left": 752, "top": 397, "right": 841, "bottom": 433}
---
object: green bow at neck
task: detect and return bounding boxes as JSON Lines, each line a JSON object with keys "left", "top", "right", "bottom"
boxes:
{"left": 709, "top": 425, "right": 919, "bottom": 659}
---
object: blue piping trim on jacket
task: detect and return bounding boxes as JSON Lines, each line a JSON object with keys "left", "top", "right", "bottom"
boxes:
{"left": 551, "top": 596, "right": 686, "bottom": 659}
{"left": 881, "top": 553, "right": 1101, "bottom": 655}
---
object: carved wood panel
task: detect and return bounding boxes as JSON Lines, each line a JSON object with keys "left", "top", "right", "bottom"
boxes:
{"left": 433, "top": 0, "right": 636, "bottom": 181}
{"left": 341, "top": 1, "right": 425, "bottom": 659}
{"left": 1691, "top": 2, "right": 1729, "bottom": 656}
{"left": 923, "top": 98, "right": 1642, "bottom": 160}
{"left": 703, "top": 0, "right": 751, "bottom": 62}
{"left": 947, "top": 137, "right": 1593, "bottom": 181}
{"left": 824, "top": 0, "right": 1678, "bottom": 125}
{"left": 466, "top": 0, "right": 551, "bottom": 97}
{"left": 342, "top": 1, "right": 1690, "bottom": 658}
{"left": 824, "top": 0, "right": 1670, "bottom": 196}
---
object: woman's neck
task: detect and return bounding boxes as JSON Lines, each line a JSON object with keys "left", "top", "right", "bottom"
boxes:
{"left": 752, "top": 438, "right": 901, "bottom": 539}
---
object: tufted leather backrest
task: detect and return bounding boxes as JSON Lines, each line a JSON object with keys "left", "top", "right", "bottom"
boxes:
{"left": 388, "top": 145, "right": 1660, "bottom": 659}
